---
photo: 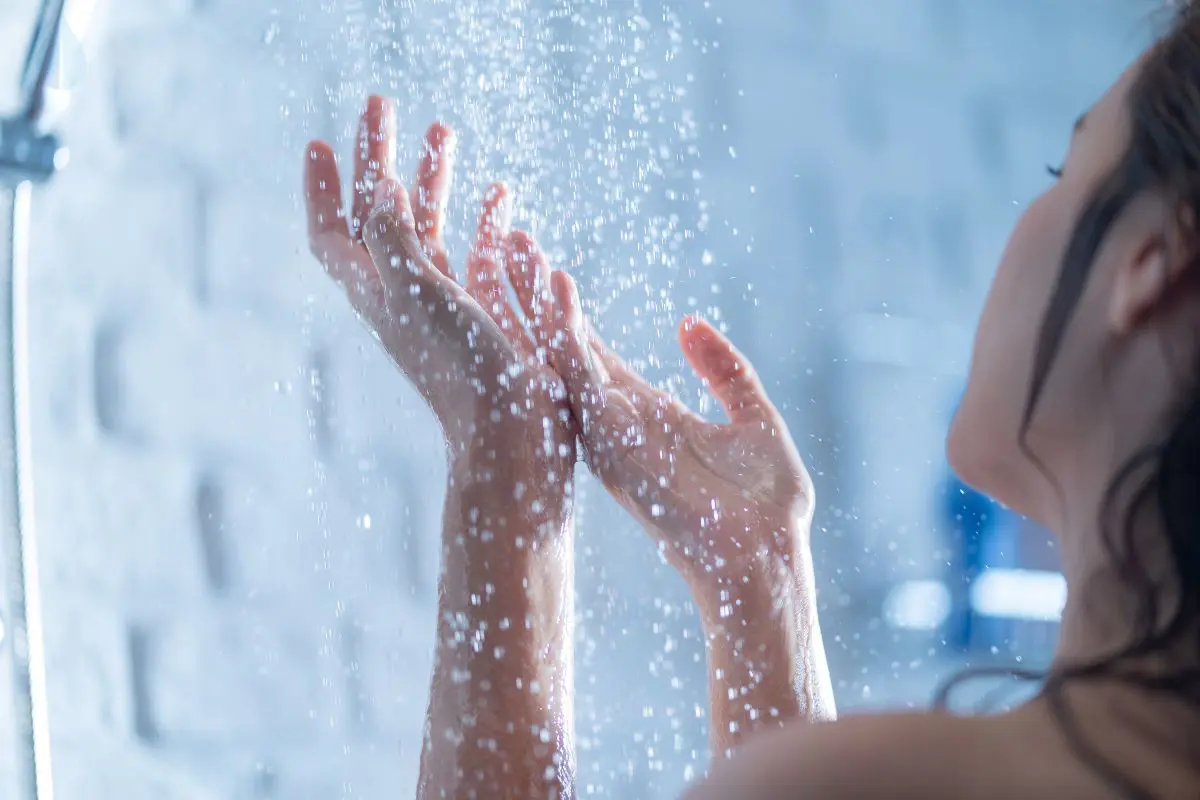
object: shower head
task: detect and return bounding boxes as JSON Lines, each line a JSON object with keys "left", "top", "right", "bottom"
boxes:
{"left": 19, "top": 0, "right": 105, "bottom": 130}
{"left": 0, "top": 0, "right": 103, "bottom": 185}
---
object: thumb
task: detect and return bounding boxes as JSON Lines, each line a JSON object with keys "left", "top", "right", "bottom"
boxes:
{"left": 679, "top": 316, "right": 773, "bottom": 424}
{"left": 362, "top": 180, "right": 472, "bottom": 340}
{"left": 362, "top": 178, "right": 424, "bottom": 271}
{"left": 547, "top": 271, "right": 606, "bottom": 434}
{"left": 547, "top": 272, "right": 645, "bottom": 474}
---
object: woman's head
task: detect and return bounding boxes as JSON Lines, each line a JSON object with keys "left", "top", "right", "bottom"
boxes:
{"left": 950, "top": 45, "right": 1189, "bottom": 523}
{"left": 939, "top": 9, "right": 1200, "bottom": 792}
{"left": 952, "top": 11, "right": 1199, "bottom": 537}
{"left": 948, "top": 0, "right": 1200, "bottom": 694}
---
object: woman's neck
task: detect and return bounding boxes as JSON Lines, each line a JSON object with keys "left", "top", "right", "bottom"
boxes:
{"left": 1054, "top": 479, "right": 1194, "bottom": 680}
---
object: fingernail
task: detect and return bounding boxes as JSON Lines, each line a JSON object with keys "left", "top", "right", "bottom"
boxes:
{"left": 682, "top": 315, "right": 710, "bottom": 347}
{"left": 373, "top": 180, "right": 395, "bottom": 215}
{"left": 489, "top": 183, "right": 513, "bottom": 227}
{"left": 567, "top": 283, "right": 587, "bottom": 332}
{"left": 551, "top": 272, "right": 572, "bottom": 315}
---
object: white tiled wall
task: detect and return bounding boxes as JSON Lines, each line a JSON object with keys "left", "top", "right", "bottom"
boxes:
{"left": 0, "top": 0, "right": 1152, "bottom": 796}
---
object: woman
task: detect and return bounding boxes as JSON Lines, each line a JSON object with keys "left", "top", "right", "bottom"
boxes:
{"left": 303, "top": 2, "right": 1200, "bottom": 795}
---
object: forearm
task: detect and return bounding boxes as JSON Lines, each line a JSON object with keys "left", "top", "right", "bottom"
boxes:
{"left": 697, "top": 551, "right": 836, "bottom": 759}
{"left": 417, "top": 468, "right": 575, "bottom": 799}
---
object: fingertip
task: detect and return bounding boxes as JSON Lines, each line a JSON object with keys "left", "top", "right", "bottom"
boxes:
{"left": 305, "top": 142, "right": 339, "bottom": 186}
{"left": 509, "top": 231, "right": 553, "bottom": 292}
{"left": 426, "top": 121, "right": 458, "bottom": 154}
{"left": 486, "top": 181, "right": 512, "bottom": 212}
{"left": 373, "top": 176, "right": 396, "bottom": 212}
{"left": 361, "top": 209, "right": 392, "bottom": 251}
{"left": 358, "top": 97, "right": 384, "bottom": 141}
{"left": 506, "top": 228, "right": 536, "bottom": 254}
{"left": 484, "top": 182, "right": 513, "bottom": 228}
{"left": 550, "top": 269, "right": 571, "bottom": 306}
{"left": 305, "top": 152, "right": 324, "bottom": 189}
{"left": 486, "top": 181, "right": 510, "bottom": 202}
{"left": 678, "top": 315, "right": 713, "bottom": 349}
{"left": 503, "top": 231, "right": 539, "bottom": 288}
{"left": 365, "top": 94, "right": 390, "bottom": 118}
{"left": 374, "top": 177, "right": 413, "bottom": 220}
{"left": 551, "top": 271, "right": 582, "bottom": 325}
{"left": 546, "top": 272, "right": 596, "bottom": 390}
{"left": 363, "top": 185, "right": 414, "bottom": 248}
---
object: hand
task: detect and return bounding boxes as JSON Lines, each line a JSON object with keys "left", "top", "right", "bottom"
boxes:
{"left": 305, "top": 100, "right": 580, "bottom": 796}
{"left": 541, "top": 271, "right": 815, "bottom": 599}
{"left": 303, "top": 97, "right": 576, "bottom": 508}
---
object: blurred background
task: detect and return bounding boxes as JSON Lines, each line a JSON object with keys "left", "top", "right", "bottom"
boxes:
{"left": 0, "top": 0, "right": 1155, "bottom": 797}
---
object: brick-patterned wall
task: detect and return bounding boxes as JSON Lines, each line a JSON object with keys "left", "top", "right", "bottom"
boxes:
{"left": 0, "top": 0, "right": 1151, "bottom": 797}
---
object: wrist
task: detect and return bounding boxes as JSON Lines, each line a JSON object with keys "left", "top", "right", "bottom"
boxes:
{"left": 442, "top": 456, "right": 574, "bottom": 578}
{"left": 691, "top": 525, "right": 815, "bottom": 634}
{"left": 697, "top": 567, "right": 808, "bottom": 647}
{"left": 445, "top": 399, "right": 575, "bottom": 471}
{"left": 448, "top": 443, "right": 573, "bottom": 518}
{"left": 448, "top": 410, "right": 574, "bottom": 482}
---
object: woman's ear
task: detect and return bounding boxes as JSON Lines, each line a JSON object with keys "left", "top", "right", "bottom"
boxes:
{"left": 1110, "top": 232, "right": 1169, "bottom": 334}
{"left": 1109, "top": 205, "right": 1199, "bottom": 334}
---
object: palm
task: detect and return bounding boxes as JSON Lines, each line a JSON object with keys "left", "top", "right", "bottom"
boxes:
{"left": 546, "top": 284, "right": 813, "bottom": 578}
{"left": 303, "top": 97, "right": 570, "bottom": 450}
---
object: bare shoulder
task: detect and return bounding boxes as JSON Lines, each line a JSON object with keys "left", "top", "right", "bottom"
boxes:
{"left": 684, "top": 706, "right": 1098, "bottom": 800}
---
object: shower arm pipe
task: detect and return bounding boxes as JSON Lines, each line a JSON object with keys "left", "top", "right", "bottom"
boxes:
{"left": 18, "top": 0, "right": 69, "bottom": 129}
{"left": 0, "top": 1, "right": 76, "bottom": 797}
{"left": 0, "top": 182, "right": 53, "bottom": 800}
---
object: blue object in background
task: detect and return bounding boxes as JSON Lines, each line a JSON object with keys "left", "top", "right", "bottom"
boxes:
{"left": 939, "top": 387, "right": 1021, "bottom": 652}
{"left": 941, "top": 473, "right": 997, "bottom": 650}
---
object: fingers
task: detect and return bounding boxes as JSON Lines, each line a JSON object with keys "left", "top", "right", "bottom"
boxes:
{"left": 363, "top": 189, "right": 469, "bottom": 335}
{"left": 505, "top": 230, "right": 555, "bottom": 356}
{"left": 373, "top": 175, "right": 416, "bottom": 227}
{"left": 465, "top": 183, "right": 513, "bottom": 301}
{"left": 319, "top": 238, "right": 388, "bottom": 322}
{"left": 548, "top": 272, "right": 617, "bottom": 428}
{"left": 548, "top": 272, "right": 603, "bottom": 426}
{"left": 679, "top": 316, "right": 773, "bottom": 423}
{"left": 304, "top": 141, "right": 350, "bottom": 245}
{"left": 361, "top": 203, "right": 527, "bottom": 420}
{"left": 411, "top": 123, "right": 457, "bottom": 276}
{"left": 364, "top": 177, "right": 425, "bottom": 275}
{"left": 548, "top": 271, "right": 645, "bottom": 471}
{"left": 465, "top": 183, "right": 532, "bottom": 351}
{"left": 307, "top": 141, "right": 386, "bottom": 317}
{"left": 352, "top": 95, "right": 396, "bottom": 242}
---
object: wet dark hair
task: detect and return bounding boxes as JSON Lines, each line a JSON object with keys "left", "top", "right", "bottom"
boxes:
{"left": 937, "top": 4, "right": 1200, "bottom": 797}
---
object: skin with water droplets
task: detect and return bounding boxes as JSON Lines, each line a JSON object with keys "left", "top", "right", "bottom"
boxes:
{"left": 305, "top": 98, "right": 577, "bottom": 798}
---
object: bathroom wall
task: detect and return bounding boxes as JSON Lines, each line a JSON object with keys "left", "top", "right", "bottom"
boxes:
{"left": 1, "top": 0, "right": 1150, "bottom": 797}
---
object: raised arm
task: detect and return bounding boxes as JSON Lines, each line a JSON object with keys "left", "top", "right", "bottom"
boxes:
{"left": 421, "top": 433, "right": 575, "bottom": 797}
{"left": 694, "top": 528, "right": 836, "bottom": 756}
{"left": 304, "top": 98, "right": 576, "bottom": 797}
{"left": 541, "top": 271, "right": 837, "bottom": 759}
